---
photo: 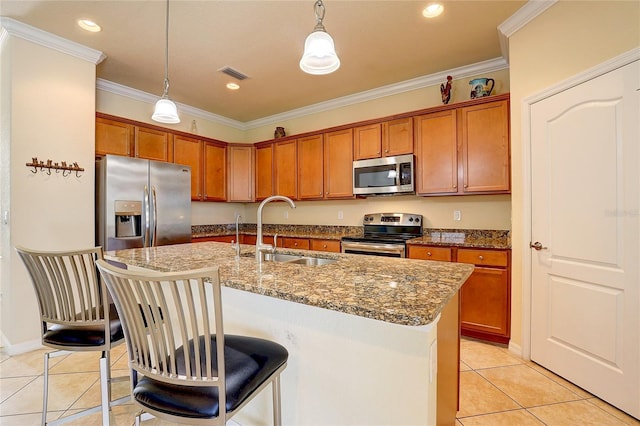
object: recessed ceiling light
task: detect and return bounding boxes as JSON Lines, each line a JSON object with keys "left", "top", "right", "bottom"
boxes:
{"left": 78, "top": 19, "right": 101, "bottom": 32}
{"left": 226, "top": 83, "right": 240, "bottom": 90}
{"left": 422, "top": 3, "right": 444, "bottom": 18}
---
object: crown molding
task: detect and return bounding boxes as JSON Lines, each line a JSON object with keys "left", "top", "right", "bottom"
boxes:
{"left": 98, "top": 56, "right": 509, "bottom": 131}
{"left": 0, "top": 17, "right": 106, "bottom": 64}
{"left": 498, "top": 0, "right": 558, "bottom": 62}
{"left": 245, "top": 57, "right": 509, "bottom": 129}
{"left": 96, "top": 79, "right": 247, "bottom": 130}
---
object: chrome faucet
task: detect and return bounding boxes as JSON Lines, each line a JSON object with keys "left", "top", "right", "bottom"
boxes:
{"left": 231, "top": 214, "right": 242, "bottom": 259}
{"left": 256, "top": 195, "right": 296, "bottom": 263}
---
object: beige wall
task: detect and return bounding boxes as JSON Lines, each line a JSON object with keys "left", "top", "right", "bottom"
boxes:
{"left": 0, "top": 35, "right": 98, "bottom": 350}
{"left": 100, "top": 68, "right": 513, "bottom": 230}
{"left": 508, "top": 1, "right": 640, "bottom": 349}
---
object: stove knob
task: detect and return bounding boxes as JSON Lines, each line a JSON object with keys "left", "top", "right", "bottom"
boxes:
{"left": 414, "top": 217, "right": 420, "bottom": 223}
{"left": 409, "top": 217, "right": 414, "bottom": 222}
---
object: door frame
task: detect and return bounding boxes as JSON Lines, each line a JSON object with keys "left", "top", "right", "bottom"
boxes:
{"left": 520, "top": 47, "right": 640, "bottom": 360}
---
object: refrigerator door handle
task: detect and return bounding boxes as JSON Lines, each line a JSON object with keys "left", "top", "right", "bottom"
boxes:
{"left": 143, "top": 185, "right": 150, "bottom": 247}
{"left": 151, "top": 186, "right": 158, "bottom": 247}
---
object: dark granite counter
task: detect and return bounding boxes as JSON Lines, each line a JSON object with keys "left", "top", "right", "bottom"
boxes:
{"left": 407, "top": 229, "right": 511, "bottom": 249}
{"left": 105, "top": 242, "right": 474, "bottom": 326}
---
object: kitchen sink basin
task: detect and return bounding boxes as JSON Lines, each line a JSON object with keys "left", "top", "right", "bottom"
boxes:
{"left": 263, "top": 253, "right": 337, "bottom": 266}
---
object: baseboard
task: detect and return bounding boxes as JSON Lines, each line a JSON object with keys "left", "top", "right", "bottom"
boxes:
{"left": 1, "top": 332, "right": 43, "bottom": 355}
{"left": 508, "top": 340, "right": 524, "bottom": 359}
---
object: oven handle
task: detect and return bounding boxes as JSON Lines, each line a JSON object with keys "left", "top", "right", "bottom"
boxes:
{"left": 341, "top": 242, "right": 405, "bottom": 256}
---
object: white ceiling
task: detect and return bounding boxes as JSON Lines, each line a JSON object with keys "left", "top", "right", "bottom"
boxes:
{"left": 1, "top": 1, "right": 526, "bottom": 123}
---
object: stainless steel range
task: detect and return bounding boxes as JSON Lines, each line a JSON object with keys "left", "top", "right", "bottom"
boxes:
{"left": 341, "top": 213, "right": 423, "bottom": 258}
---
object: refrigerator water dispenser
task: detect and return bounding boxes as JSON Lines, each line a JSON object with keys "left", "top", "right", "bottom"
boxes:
{"left": 115, "top": 200, "right": 142, "bottom": 238}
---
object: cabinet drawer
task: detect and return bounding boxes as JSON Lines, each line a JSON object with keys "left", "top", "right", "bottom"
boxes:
{"left": 282, "top": 237, "right": 310, "bottom": 250}
{"left": 457, "top": 249, "right": 508, "bottom": 267}
{"left": 310, "top": 239, "right": 341, "bottom": 253}
{"left": 407, "top": 245, "right": 452, "bottom": 261}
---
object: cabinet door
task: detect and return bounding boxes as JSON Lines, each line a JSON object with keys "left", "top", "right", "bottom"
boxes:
{"left": 255, "top": 143, "right": 274, "bottom": 201}
{"left": 227, "top": 145, "right": 254, "bottom": 202}
{"left": 203, "top": 142, "right": 226, "bottom": 201}
{"left": 382, "top": 117, "right": 413, "bottom": 156}
{"left": 324, "top": 128, "right": 354, "bottom": 199}
{"left": 173, "top": 135, "right": 203, "bottom": 200}
{"left": 353, "top": 123, "right": 381, "bottom": 160}
{"left": 310, "top": 239, "right": 341, "bottom": 253}
{"left": 274, "top": 140, "right": 297, "bottom": 199}
{"left": 414, "top": 110, "right": 458, "bottom": 195}
{"left": 135, "top": 126, "right": 171, "bottom": 161}
{"left": 460, "top": 100, "right": 510, "bottom": 193}
{"left": 297, "top": 135, "right": 324, "bottom": 200}
{"left": 96, "top": 117, "right": 133, "bottom": 156}
{"left": 460, "top": 266, "right": 510, "bottom": 343}
{"left": 407, "top": 245, "right": 452, "bottom": 262}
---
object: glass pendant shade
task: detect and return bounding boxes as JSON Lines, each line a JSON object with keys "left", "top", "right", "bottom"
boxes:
{"left": 300, "top": 30, "right": 340, "bottom": 75}
{"left": 152, "top": 98, "right": 180, "bottom": 124}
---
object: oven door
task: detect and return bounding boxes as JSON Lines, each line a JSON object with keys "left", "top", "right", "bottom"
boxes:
{"left": 341, "top": 241, "right": 406, "bottom": 258}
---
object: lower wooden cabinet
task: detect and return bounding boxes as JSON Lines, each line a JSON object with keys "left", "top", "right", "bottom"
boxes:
{"left": 408, "top": 245, "right": 511, "bottom": 344}
{"left": 406, "top": 245, "right": 452, "bottom": 262}
{"left": 310, "top": 239, "right": 341, "bottom": 253}
{"left": 282, "top": 237, "right": 309, "bottom": 250}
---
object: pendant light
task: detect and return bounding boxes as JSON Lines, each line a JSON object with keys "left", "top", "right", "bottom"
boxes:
{"left": 152, "top": 0, "right": 180, "bottom": 124}
{"left": 299, "top": 0, "right": 340, "bottom": 75}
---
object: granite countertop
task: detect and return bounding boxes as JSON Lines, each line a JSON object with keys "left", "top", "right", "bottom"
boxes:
{"left": 105, "top": 242, "right": 474, "bottom": 327}
{"left": 407, "top": 229, "right": 511, "bottom": 249}
{"left": 192, "top": 224, "right": 511, "bottom": 249}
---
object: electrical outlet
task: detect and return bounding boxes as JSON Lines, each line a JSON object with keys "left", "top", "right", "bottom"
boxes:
{"left": 453, "top": 210, "right": 461, "bottom": 221}
{"left": 284, "top": 211, "right": 289, "bottom": 219}
{"left": 338, "top": 210, "right": 344, "bottom": 220}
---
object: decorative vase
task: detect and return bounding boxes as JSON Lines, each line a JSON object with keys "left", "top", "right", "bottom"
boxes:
{"left": 274, "top": 127, "right": 286, "bottom": 139}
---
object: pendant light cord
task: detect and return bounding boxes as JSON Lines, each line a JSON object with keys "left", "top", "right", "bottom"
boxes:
{"left": 162, "top": 0, "right": 170, "bottom": 97}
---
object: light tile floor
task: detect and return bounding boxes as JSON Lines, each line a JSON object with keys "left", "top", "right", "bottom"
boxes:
{"left": 457, "top": 339, "right": 640, "bottom": 426}
{"left": 1, "top": 338, "right": 638, "bottom": 425}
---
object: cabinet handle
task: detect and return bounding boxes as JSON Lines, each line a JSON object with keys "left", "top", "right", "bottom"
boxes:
{"left": 323, "top": 244, "right": 327, "bottom": 248}
{"left": 478, "top": 255, "right": 484, "bottom": 260}
{"left": 377, "top": 151, "right": 380, "bottom": 154}
{"left": 427, "top": 251, "right": 432, "bottom": 256}
{"left": 384, "top": 149, "right": 388, "bottom": 153}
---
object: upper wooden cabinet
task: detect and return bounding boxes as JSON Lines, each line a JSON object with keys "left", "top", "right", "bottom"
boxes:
{"left": 297, "top": 134, "right": 325, "bottom": 200}
{"left": 324, "top": 128, "right": 354, "bottom": 199}
{"left": 414, "top": 110, "right": 458, "bottom": 194}
{"left": 203, "top": 142, "right": 226, "bottom": 201}
{"left": 227, "top": 144, "right": 254, "bottom": 202}
{"left": 255, "top": 143, "right": 274, "bottom": 201}
{"left": 135, "top": 126, "right": 171, "bottom": 162}
{"left": 414, "top": 97, "right": 510, "bottom": 196}
{"left": 274, "top": 139, "right": 298, "bottom": 199}
{"left": 96, "top": 117, "right": 133, "bottom": 157}
{"left": 460, "top": 100, "right": 510, "bottom": 193}
{"left": 353, "top": 118, "right": 413, "bottom": 160}
{"left": 298, "top": 131, "right": 354, "bottom": 200}
{"left": 173, "top": 135, "right": 203, "bottom": 200}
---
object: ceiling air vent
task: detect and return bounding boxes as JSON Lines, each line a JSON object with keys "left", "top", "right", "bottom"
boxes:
{"left": 218, "top": 66, "right": 249, "bottom": 81}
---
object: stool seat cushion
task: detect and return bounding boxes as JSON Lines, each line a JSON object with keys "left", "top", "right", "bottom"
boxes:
{"left": 132, "top": 335, "right": 288, "bottom": 419}
{"left": 43, "top": 304, "right": 123, "bottom": 347}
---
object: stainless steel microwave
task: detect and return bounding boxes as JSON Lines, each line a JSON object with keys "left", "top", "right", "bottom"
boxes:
{"left": 353, "top": 154, "right": 414, "bottom": 196}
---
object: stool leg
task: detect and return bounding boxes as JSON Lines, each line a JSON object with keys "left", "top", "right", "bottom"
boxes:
{"left": 272, "top": 375, "right": 282, "bottom": 426}
{"left": 100, "top": 355, "right": 109, "bottom": 426}
{"left": 42, "top": 352, "right": 50, "bottom": 426}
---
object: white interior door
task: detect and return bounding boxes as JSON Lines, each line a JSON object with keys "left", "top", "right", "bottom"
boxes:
{"left": 530, "top": 60, "right": 639, "bottom": 418}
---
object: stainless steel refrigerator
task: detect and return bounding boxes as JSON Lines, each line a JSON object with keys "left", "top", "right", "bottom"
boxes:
{"left": 96, "top": 155, "right": 192, "bottom": 251}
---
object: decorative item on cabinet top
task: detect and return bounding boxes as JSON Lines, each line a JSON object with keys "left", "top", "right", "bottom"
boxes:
{"left": 469, "top": 78, "right": 495, "bottom": 99}
{"left": 440, "top": 75, "right": 452, "bottom": 104}
{"left": 26, "top": 157, "right": 84, "bottom": 177}
{"left": 274, "top": 126, "right": 286, "bottom": 138}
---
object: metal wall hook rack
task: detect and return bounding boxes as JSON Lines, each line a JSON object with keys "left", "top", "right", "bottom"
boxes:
{"left": 26, "top": 157, "right": 84, "bottom": 177}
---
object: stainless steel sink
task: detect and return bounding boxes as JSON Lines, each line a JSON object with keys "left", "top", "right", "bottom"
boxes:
{"left": 263, "top": 253, "right": 337, "bottom": 266}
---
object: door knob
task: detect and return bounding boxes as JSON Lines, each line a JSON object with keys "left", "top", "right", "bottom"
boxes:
{"left": 530, "top": 241, "right": 547, "bottom": 251}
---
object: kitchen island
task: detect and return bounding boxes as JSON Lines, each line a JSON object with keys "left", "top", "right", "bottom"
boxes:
{"left": 106, "top": 242, "right": 474, "bottom": 425}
